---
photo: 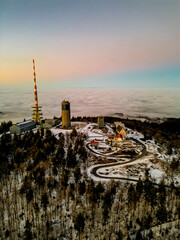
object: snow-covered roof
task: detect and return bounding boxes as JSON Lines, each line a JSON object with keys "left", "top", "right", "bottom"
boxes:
{"left": 16, "top": 120, "right": 35, "bottom": 129}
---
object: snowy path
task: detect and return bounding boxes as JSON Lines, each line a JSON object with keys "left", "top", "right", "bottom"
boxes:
{"left": 86, "top": 142, "right": 129, "bottom": 159}
{"left": 88, "top": 138, "right": 147, "bottom": 182}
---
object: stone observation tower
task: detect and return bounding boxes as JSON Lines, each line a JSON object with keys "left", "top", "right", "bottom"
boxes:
{"left": 62, "top": 100, "right": 71, "bottom": 128}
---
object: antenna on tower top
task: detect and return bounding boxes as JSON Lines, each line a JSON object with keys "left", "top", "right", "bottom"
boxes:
{"left": 33, "top": 59, "right": 38, "bottom": 107}
{"left": 32, "top": 59, "right": 42, "bottom": 123}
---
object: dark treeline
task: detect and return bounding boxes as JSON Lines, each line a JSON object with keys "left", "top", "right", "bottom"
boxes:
{"left": 0, "top": 121, "right": 12, "bottom": 134}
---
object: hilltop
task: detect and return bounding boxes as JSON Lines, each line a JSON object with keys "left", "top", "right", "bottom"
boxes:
{"left": 0, "top": 117, "right": 179, "bottom": 239}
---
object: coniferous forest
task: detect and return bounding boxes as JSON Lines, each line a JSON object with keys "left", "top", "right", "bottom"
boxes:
{"left": 0, "top": 119, "right": 180, "bottom": 240}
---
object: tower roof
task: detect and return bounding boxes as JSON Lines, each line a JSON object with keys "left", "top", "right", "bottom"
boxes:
{"left": 62, "top": 100, "right": 70, "bottom": 104}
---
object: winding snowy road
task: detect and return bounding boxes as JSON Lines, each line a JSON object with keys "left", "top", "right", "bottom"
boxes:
{"left": 88, "top": 138, "right": 147, "bottom": 182}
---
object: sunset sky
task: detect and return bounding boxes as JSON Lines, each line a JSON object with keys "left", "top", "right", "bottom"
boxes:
{"left": 0, "top": 0, "right": 179, "bottom": 88}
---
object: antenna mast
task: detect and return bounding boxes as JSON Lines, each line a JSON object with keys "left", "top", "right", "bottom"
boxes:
{"left": 33, "top": 59, "right": 38, "bottom": 107}
{"left": 32, "top": 59, "right": 42, "bottom": 123}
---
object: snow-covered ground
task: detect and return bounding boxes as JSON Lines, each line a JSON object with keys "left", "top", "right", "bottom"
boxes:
{"left": 50, "top": 122, "right": 180, "bottom": 186}
{"left": 126, "top": 127, "right": 144, "bottom": 139}
{"left": 83, "top": 123, "right": 180, "bottom": 186}
{"left": 51, "top": 128, "right": 72, "bottom": 140}
{"left": 88, "top": 153, "right": 180, "bottom": 186}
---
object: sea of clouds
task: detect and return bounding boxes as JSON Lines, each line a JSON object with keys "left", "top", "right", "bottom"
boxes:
{"left": 0, "top": 88, "right": 180, "bottom": 123}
